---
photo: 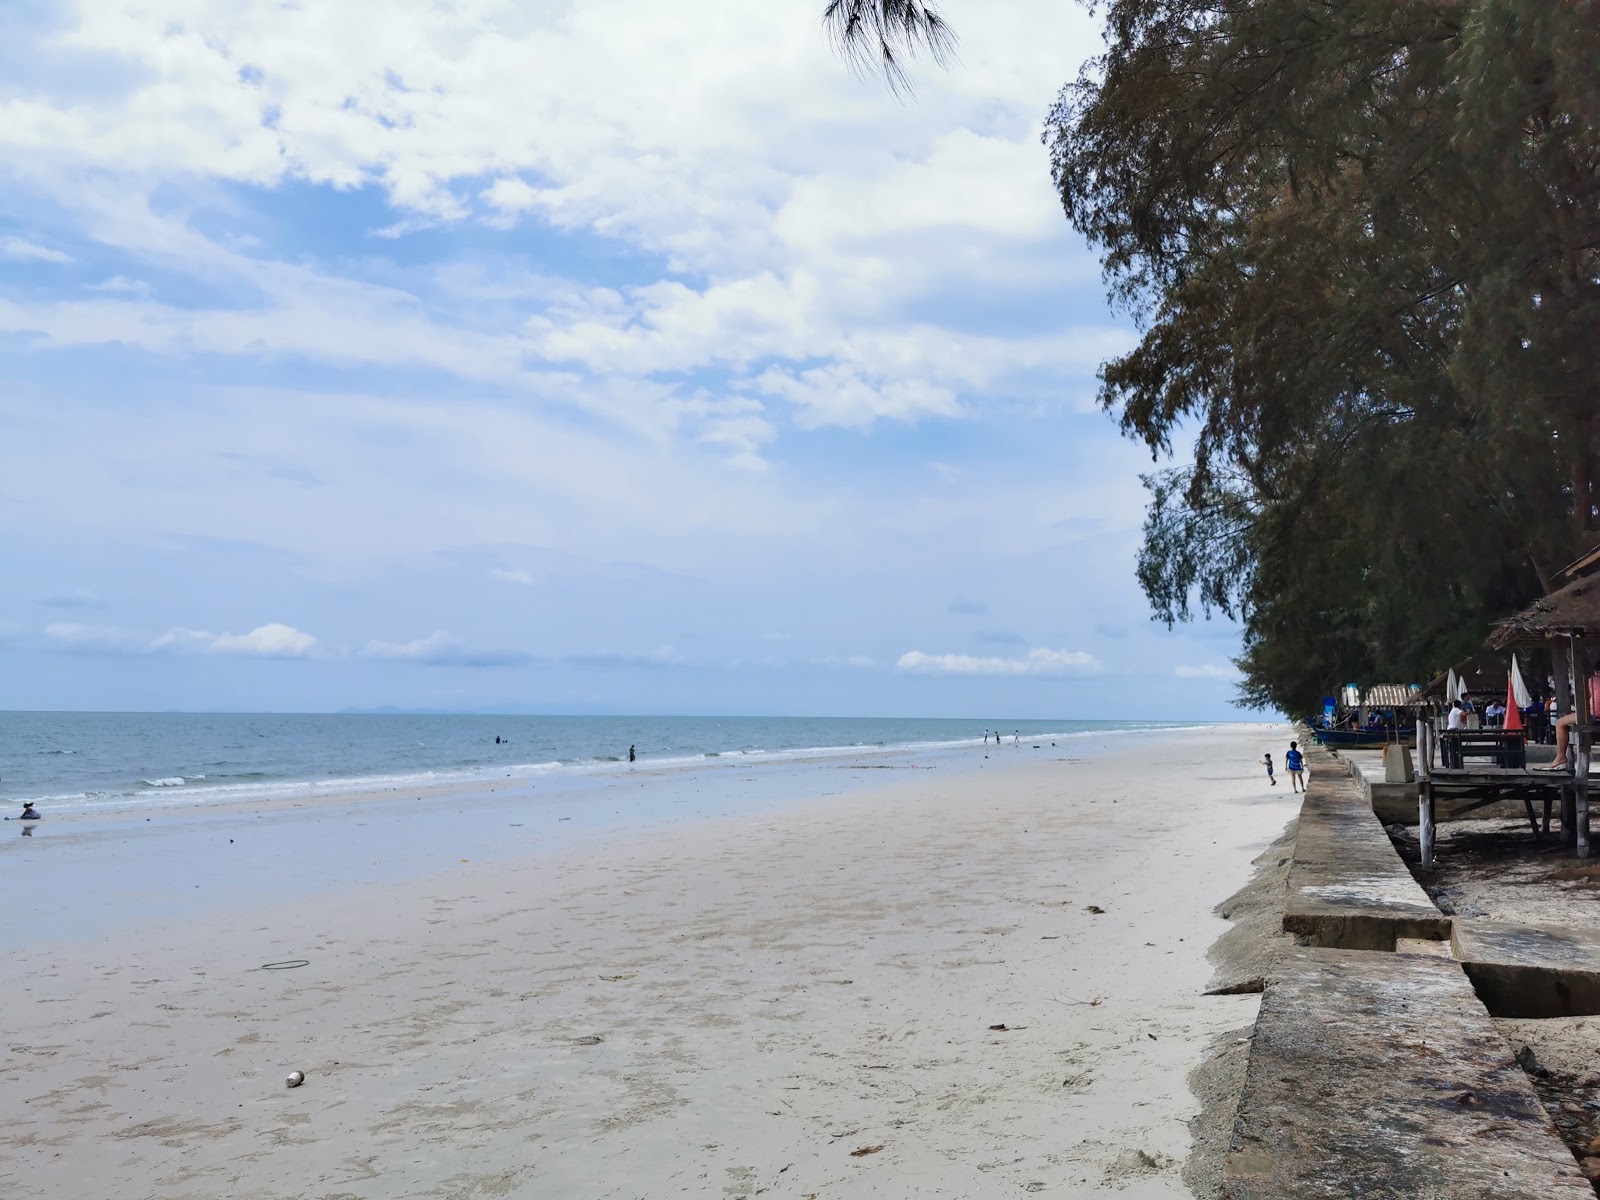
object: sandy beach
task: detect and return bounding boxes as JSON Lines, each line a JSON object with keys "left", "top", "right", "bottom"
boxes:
{"left": 4, "top": 722, "right": 1296, "bottom": 1198}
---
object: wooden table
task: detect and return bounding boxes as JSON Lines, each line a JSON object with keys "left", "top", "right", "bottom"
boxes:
{"left": 1438, "top": 729, "right": 1527, "bottom": 770}
{"left": 1417, "top": 767, "right": 1573, "bottom": 866}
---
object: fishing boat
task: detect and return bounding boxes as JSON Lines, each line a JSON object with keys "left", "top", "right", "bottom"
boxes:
{"left": 1312, "top": 726, "right": 1413, "bottom": 749}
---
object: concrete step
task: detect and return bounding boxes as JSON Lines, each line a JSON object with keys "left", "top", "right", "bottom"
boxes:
{"left": 1284, "top": 750, "right": 1450, "bottom": 950}
{"left": 1224, "top": 946, "right": 1591, "bottom": 1199}
{"left": 1454, "top": 918, "right": 1600, "bottom": 1018}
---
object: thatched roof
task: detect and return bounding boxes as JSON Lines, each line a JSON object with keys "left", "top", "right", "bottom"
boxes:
{"left": 1488, "top": 574, "right": 1600, "bottom": 648}
{"left": 1559, "top": 538, "right": 1600, "bottom": 580}
{"left": 1425, "top": 657, "right": 1510, "bottom": 699}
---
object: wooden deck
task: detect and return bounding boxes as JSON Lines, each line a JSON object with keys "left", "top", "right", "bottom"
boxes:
{"left": 1417, "top": 719, "right": 1591, "bottom": 864}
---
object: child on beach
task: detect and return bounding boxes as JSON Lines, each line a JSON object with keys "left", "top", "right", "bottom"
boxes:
{"left": 1285, "top": 742, "right": 1305, "bottom": 792}
{"left": 1262, "top": 754, "right": 1276, "bottom": 786}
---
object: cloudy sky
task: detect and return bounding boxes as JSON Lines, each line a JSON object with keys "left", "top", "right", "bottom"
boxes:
{"left": 0, "top": 0, "right": 1247, "bottom": 718}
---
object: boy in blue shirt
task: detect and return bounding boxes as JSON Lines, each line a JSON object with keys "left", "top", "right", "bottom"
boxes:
{"left": 1262, "top": 753, "right": 1276, "bottom": 786}
{"left": 1285, "top": 741, "right": 1306, "bottom": 792}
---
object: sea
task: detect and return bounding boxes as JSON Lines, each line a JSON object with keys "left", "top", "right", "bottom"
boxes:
{"left": 1, "top": 712, "right": 1198, "bottom": 815}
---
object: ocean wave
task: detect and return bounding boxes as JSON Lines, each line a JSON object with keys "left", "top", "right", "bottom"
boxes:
{"left": 8, "top": 721, "right": 1218, "bottom": 815}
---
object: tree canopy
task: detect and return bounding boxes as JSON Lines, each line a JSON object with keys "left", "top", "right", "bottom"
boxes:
{"left": 823, "top": 1, "right": 1599, "bottom": 714}
{"left": 1044, "top": 0, "right": 1598, "bottom": 713}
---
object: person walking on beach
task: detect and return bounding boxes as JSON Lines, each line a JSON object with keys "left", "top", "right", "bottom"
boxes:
{"left": 1285, "top": 741, "right": 1305, "bottom": 792}
{"left": 1262, "top": 754, "right": 1276, "bottom": 787}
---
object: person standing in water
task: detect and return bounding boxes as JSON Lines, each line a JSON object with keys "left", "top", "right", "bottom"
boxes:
{"left": 628, "top": 745, "right": 636, "bottom": 763}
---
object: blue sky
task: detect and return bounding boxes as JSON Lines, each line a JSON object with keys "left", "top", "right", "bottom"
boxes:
{"left": 0, "top": 0, "right": 1249, "bottom": 719}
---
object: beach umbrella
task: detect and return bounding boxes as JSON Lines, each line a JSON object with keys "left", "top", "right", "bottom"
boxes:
{"left": 1502, "top": 680, "right": 1524, "bottom": 732}
{"left": 1510, "top": 654, "right": 1532, "bottom": 708}
{"left": 1446, "top": 668, "right": 1461, "bottom": 704}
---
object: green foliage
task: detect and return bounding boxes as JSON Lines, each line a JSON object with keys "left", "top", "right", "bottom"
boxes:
{"left": 1044, "top": 0, "right": 1600, "bottom": 714}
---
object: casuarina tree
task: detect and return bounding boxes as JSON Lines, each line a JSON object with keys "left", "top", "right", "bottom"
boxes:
{"left": 827, "top": 1, "right": 1600, "bottom": 715}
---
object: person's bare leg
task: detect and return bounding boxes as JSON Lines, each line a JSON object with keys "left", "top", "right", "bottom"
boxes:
{"left": 1539, "top": 714, "right": 1578, "bottom": 769}
{"left": 1557, "top": 713, "right": 1576, "bottom": 760}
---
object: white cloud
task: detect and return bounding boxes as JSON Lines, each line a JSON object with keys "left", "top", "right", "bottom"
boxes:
{"left": 207, "top": 623, "right": 318, "bottom": 657}
{"left": 896, "top": 648, "right": 1100, "bottom": 676}
{"left": 0, "top": 236, "right": 72, "bottom": 263}
{"left": 0, "top": 0, "right": 1119, "bottom": 439}
{"left": 1176, "top": 664, "right": 1239, "bottom": 681}
{"left": 155, "top": 623, "right": 318, "bottom": 657}
{"left": 46, "top": 620, "right": 316, "bottom": 657}
{"left": 754, "top": 365, "right": 960, "bottom": 431}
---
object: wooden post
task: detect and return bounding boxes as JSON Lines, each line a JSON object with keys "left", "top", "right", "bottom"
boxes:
{"left": 1572, "top": 636, "right": 1592, "bottom": 857}
{"left": 1419, "top": 779, "right": 1436, "bottom": 868}
{"left": 1554, "top": 649, "right": 1574, "bottom": 736}
{"left": 1416, "top": 717, "right": 1435, "bottom": 867}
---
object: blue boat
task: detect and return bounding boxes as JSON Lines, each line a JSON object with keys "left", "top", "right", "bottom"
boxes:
{"left": 1312, "top": 726, "right": 1414, "bottom": 749}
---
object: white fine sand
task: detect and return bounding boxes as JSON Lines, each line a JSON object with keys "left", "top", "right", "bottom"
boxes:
{"left": 4, "top": 723, "right": 1297, "bottom": 1198}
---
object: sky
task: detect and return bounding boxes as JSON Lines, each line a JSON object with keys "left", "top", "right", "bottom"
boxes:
{"left": 0, "top": 0, "right": 1249, "bottom": 719}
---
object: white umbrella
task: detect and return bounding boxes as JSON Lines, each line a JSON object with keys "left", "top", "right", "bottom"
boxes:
{"left": 1510, "top": 654, "right": 1532, "bottom": 708}
{"left": 1446, "top": 668, "right": 1461, "bottom": 704}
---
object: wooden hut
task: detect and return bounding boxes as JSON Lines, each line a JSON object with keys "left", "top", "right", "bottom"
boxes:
{"left": 1487, "top": 572, "right": 1600, "bottom": 855}
{"left": 1424, "top": 658, "right": 1509, "bottom": 704}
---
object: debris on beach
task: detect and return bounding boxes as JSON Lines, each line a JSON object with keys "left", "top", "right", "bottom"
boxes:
{"left": 849, "top": 1144, "right": 884, "bottom": 1157}
{"left": 1102, "top": 1148, "right": 1173, "bottom": 1183}
{"left": 285, "top": 1070, "right": 305, "bottom": 1088}
{"left": 1515, "top": 1045, "right": 1549, "bottom": 1078}
{"left": 570, "top": 1035, "right": 603, "bottom": 1046}
{"left": 1085, "top": 905, "right": 1106, "bottom": 914}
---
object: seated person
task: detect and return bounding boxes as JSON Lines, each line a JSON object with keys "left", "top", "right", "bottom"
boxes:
{"left": 1536, "top": 679, "right": 1600, "bottom": 768}
{"left": 1538, "top": 710, "right": 1586, "bottom": 771}
{"left": 19, "top": 803, "right": 40, "bottom": 820}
